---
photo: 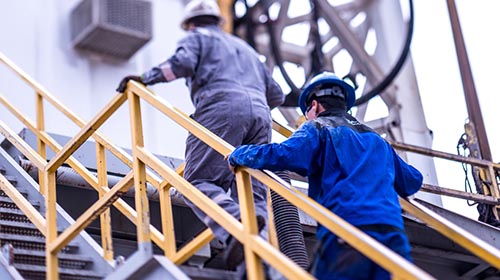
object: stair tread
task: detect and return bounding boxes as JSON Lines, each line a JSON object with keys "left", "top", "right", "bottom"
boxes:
{"left": 0, "top": 195, "right": 39, "bottom": 205}
{"left": 0, "top": 189, "right": 28, "bottom": 197}
{"left": 0, "top": 219, "right": 67, "bottom": 233}
{"left": 0, "top": 232, "right": 79, "bottom": 247}
{"left": 13, "top": 248, "right": 93, "bottom": 262}
{"left": 3, "top": 175, "right": 17, "bottom": 182}
{"left": 0, "top": 219, "right": 43, "bottom": 229}
{"left": 180, "top": 265, "right": 238, "bottom": 279}
{"left": 0, "top": 206, "right": 36, "bottom": 215}
{"left": 14, "top": 263, "right": 104, "bottom": 277}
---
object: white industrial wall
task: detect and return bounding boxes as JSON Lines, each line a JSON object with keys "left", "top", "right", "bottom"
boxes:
{"left": 0, "top": 0, "right": 193, "bottom": 160}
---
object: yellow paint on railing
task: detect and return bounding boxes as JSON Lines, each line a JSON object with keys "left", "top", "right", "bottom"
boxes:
{"left": 127, "top": 82, "right": 432, "bottom": 279}
{"left": 0, "top": 173, "right": 46, "bottom": 234}
{"left": 273, "top": 119, "right": 500, "bottom": 274}
{"left": 400, "top": 198, "right": 500, "bottom": 270}
{"left": 49, "top": 173, "right": 134, "bottom": 254}
{"left": 3, "top": 49, "right": 499, "bottom": 280}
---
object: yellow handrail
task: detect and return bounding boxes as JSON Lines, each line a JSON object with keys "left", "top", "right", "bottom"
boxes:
{"left": 0, "top": 172, "right": 46, "bottom": 233}
{"left": 3, "top": 50, "right": 498, "bottom": 279}
{"left": 271, "top": 116, "right": 500, "bottom": 271}
{"left": 1, "top": 51, "right": 433, "bottom": 279}
{"left": 127, "top": 81, "right": 434, "bottom": 279}
{"left": 400, "top": 198, "right": 500, "bottom": 270}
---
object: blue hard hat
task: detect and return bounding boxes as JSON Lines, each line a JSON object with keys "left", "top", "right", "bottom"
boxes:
{"left": 298, "top": 72, "right": 355, "bottom": 115}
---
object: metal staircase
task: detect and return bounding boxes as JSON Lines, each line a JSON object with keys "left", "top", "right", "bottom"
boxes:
{"left": 0, "top": 129, "right": 242, "bottom": 280}
{"left": 3, "top": 128, "right": 500, "bottom": 279}
{"left": 0, "top": 146, "right": 112, "bottom": 280}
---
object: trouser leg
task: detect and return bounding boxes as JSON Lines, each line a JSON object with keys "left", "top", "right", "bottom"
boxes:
{"left": 313, "top": 229, "right": 412, "bottom": 280}
{"left": 183, "top": 132, "right": 268, "bottom": 243}
{"left": 183, "top": 91, "right": 272, "bottom": 243}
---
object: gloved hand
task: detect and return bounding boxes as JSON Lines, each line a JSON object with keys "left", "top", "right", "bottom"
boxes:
{"left": 225, "top": 154, "right": 237, "bottom": 174}
{"left": 116, "top": 75, "right": 143, "bottom": 93}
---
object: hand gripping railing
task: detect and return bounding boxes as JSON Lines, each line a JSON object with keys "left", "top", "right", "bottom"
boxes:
{"left": 124, "top": 81, "right": 434, "bottom": 279}
{"left": 0, "top": 51, "right": 435, "bottom": 279}
{"left": 0, "top": 52, "right": 182, "bottom": 277}
{"left": 273, "top": 118, "right": 500, "bottom": 274}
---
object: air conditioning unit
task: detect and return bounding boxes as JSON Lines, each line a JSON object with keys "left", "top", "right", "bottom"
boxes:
{"left": 70, "top": 0, "right": 153, "bottom": 61}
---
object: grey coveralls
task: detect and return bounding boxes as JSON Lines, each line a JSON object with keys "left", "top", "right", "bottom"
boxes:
{"left": 140, "top": 25, "right": 284, "bottom": 243}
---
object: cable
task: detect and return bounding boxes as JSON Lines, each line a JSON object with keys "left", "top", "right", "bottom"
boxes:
{"left": 354, "top": 0, "right": 414, "bottom": 106}
{"left": 456, "top": 133, "right": 477, "bottom": 206}
{"left": 232, "top": 0, "right": 257, "bottom": 48}
{"left": 266, "top": 0, "right": 415, "bottom": 107}
{"left": 259, "top": 0, "right": 302, "bottom": 106}
{"left": 236, "top": 0, "right": 415, "bottom": 107}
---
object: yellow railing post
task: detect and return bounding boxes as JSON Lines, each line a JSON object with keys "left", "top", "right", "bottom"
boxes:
{"left": 159, "top": 181, "right": 177, "bottom": 258}
{"left": 128, "top": 89, "right": 153, "bottom": 255}
{"left": 35, "top": 91, "right": 46, "bottom": 196}
{"left": 235, "top": 170, "right": 265, "bottom": 280}
{"left": 44, "top": 170, "right": 59, "bottom": 280}
{"left": 96, "top": 142, "right": 114, "bottom": 261}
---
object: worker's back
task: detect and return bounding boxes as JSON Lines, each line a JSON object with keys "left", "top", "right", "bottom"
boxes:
{"left": 309, "top": 110, "right": 422, "bottom": 242}
{"left": 174, "top": 25, "right": 282, "bottom": 109}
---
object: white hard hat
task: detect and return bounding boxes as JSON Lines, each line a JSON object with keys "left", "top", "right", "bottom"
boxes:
{"left": 181, "top": 0, "right": 223, "bottom": 30}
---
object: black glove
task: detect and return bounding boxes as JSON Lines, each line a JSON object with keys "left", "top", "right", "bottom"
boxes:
{"left": 116, "top": 75, "right": 143, "bottom": 93}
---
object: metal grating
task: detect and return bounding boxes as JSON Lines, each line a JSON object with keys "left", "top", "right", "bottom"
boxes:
{"left": 103, "top": 0, "right": 152, "bottom": 34}
{"left": 70, "top": 0, "right": 93, "bottom": 43}
{"left": 70, "top": 0, "right": 153, "bottom": 61}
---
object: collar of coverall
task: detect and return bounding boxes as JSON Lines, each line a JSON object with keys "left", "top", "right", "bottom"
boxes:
{"left": 317, "top": 108, "right": 347, "bottom": 117}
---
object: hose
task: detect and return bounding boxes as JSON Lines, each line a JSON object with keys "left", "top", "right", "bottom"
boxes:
{"left": 271, "top": 170, "right": 309, "bottom": 269}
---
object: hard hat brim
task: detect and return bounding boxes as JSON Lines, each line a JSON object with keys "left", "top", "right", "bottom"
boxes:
{"left": 299, "top": 77, "right": 356, "bottom": 115}
{"left": 180, "top": 15, "right": 224, "bottom": 30}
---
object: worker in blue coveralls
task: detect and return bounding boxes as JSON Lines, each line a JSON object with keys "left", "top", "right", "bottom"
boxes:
{"left": 227, "top": 71, "right": 423, "bottom": 279}
{"left": 116, "top": 0, "right": 284, "bottom": 270}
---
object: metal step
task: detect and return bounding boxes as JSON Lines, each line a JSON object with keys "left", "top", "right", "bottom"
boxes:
{"left": 0, "top": 233, "right": 78, "bottom": 254}
{"left": 13, "top": 263, "right": 104, "bottom": 280}
{"left": 0, "top": 189, "right": 28, "bottom": 199}
{"left": 12, "top": 248, "right": 93, "bottom": 270}
{"left": 2, "top": 175, "right": 17, "bottom": 185}
{"left": 0, "top": 207, "right": 41, "bottom": 224}
{"left": 0, "top": 196, "right": 40, "bottom": 211}
{"left": 180, "top": 265, "right": 238, "bottom": 280}
{"left": 0, "top": 220, "right": 45, "bottom": 238}
{"left": 0, "top": 144, "right": 113, "bottom": 279}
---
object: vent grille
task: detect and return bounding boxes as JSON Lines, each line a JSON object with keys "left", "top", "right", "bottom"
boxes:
{"left": 70, "top": 0, "right": 153, "bottom": 61}
{"left": 103, "top": 0, "right": 152, "bottom": 34}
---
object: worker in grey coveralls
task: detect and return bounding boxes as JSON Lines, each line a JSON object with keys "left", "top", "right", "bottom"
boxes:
{"left": 116, "top": 0, "right": 284, "bottom": 269}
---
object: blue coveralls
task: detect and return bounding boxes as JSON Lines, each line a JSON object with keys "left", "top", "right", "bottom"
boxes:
{"left": 140, "top": 25, "right": 284, "bottom": 244}
{"left": 229, "top": 109, "right": 423, "bottom": 279}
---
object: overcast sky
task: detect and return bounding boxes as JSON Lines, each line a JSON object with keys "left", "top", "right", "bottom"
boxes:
{"left": 271, "top": 0, "right": 498, "bottom": 219}
{"left": 411, "top": 0, "right": 500, "bottom": 219}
